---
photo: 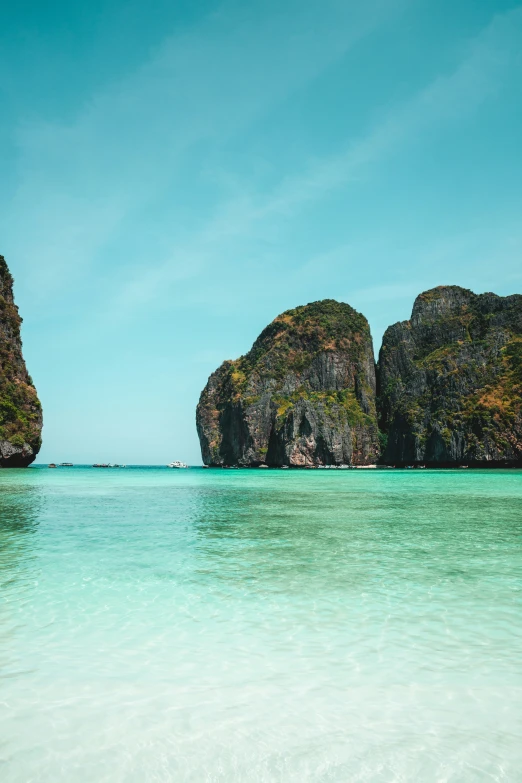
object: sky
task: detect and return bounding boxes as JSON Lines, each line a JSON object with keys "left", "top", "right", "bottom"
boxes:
{"left": 1, "top": 0, "right": 521, "bottom": 465}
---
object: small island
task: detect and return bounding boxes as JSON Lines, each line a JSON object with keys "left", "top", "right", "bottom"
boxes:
{"left": 196, "top": 300, "right": 380, "bottom": 467}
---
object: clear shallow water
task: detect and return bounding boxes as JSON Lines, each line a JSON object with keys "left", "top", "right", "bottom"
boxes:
{"left": 0, "top": 467, "right": 521, "bottom": 782}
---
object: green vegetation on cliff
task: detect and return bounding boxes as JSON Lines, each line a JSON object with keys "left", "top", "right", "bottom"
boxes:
{"left": 226, "top": 299, "right": 372, "bottom": 394}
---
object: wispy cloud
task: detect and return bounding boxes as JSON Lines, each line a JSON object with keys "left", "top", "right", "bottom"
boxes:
{"left": 210, "top": 5, "right": 522, "bottom": 224}
{"left": 108, "top": 4, "right": 522, "bottom": 317}
{"left": 3, "top": 0, "right": 398, "bottom": 305}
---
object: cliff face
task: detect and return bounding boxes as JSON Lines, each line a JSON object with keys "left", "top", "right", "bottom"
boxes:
{"left": 378, "top": 286, "right": 522, "bottom": 466}
{"left": 197, "top": 300, "right": 379, "bottom": 466}
{"left": 0, "top": 256, "right": 42, "bottom": 467}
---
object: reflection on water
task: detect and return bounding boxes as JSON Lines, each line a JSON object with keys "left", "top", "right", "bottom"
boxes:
{"left": 0, "top": 468, "right": 521, "bottom": 782}
{"left": 191, "top": 478, "right": 522, "bottom": 594}
{"left": 0, "top": 479, "right": 42, "bottom": 581}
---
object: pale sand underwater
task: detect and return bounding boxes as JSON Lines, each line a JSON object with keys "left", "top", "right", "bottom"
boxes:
{"left": 0, "top": 467, "right": 521, "bottom": 781}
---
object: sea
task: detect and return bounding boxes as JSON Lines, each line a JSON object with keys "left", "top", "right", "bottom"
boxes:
{"left": 0, "top": 466, "right": 521, "bottom": 782}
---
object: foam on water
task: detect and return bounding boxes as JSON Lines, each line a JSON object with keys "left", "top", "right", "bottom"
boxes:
{"left": 1, "top": 467, "right": 521, "bottom": 781}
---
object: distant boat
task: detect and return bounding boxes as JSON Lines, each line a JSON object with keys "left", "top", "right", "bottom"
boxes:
{"left": 60, "top": 463, "right": 73, "bottom": 467}
{"left": 167, "top": 461, "right": 188, "bottom": 469}
{"left": 48, "top": 463, "right": 57, "bottom": 468}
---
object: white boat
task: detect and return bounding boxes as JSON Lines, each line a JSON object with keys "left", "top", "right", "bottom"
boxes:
{"left": 168, "top": 461, "right": 188, "bottom": 469}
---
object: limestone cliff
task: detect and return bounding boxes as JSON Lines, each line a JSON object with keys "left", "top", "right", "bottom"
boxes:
{"left": 0, "top": 255, "right": 42, "bottom": 467}
{"left": 378, "top": 286, "right": 522, "bottom": 466}
{"left": 197, "top": 300, "right": 379, "bottom": 466}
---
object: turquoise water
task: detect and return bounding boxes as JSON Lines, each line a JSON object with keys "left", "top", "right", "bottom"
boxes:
{"left": 0, "top": 467, "right": 521, "bottom": 782}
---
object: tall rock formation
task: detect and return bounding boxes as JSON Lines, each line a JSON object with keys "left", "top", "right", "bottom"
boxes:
{"left": 0, "top": 255, "right": 42, "bottom": 467}
{"left": 378, "top": 286, "right": 522, "bottom": 466}
{"left": 197, "top": 300, "right": 379, "bottom": 466}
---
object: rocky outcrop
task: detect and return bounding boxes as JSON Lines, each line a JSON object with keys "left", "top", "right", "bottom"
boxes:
{"left": 0, "top": 255, "right": 42, "bottom": 467}
{"left": 196, "top": 300, "right": 379, "bottom": 466}
{"left": 378, "top": 286, "right": 522, "bottom": 466}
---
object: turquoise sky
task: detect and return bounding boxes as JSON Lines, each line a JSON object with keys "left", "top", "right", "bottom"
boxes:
{"left": 1, "top": 0, "right": 521, "bottom": 465}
